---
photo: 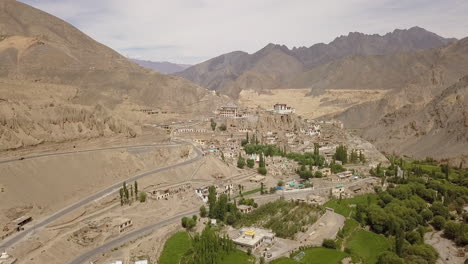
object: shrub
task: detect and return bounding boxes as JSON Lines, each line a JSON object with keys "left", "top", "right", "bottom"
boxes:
{"left": 200, "top": 205, "right": 207, "bottom": 217}
{"left": 258, "top": 167, "right": 267, "bottom": 175}
{"left": 322, "top": 239, "right": 337, "bottom": 249}
{"left": 431, "top": 216, "right": 446, "bottom": 230}
{"left": 138, "top": 192, "right": 147, "bottom": 202}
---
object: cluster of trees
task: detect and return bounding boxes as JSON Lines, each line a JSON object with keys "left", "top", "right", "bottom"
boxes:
{"left": 238, "top": 197, "right": 258, "bottom": 208}
{"left": 296, "top": 164, "right": 323, "bottom": 179}
{"left": 333, "top": 145, "right": 365, "bottom": 165}
{"left": 180, "top": 226, "right": 236, "bottom": 264}
{"left": 243, "top": 143, "right": 283, "bottom": 157}
{"left": 181, "top": 215, "right": 198, "bottom": 230}
{"left": 352, "top": 172, "right": 468, "bottom": 263}
{"left": 119, "top": 181, "right": 145, "bottom": 205}
{"left": 235, "top": 199, "right": 323, "bottom": 239}
{"left": 285, "top": 152, "right": 325, "bottom": 167}
{"left": 206, "top": 186, "right": 241, "bottom": 225}
{"left": 334, "top": 145, "right": 348, "bottom": 164}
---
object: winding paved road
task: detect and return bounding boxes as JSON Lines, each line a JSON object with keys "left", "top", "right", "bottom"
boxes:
{"left": 0, "top": 140, "right": 203, "bottom": 251}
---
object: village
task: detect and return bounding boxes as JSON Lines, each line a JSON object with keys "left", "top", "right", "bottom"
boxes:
{"left": 0, "top": 103, "right": 387, "bottom": 264}
{"left": 87, "top": 102, "right": 388, "bottom": 264}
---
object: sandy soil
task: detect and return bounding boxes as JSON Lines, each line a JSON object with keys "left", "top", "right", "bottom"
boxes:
{"left": 0, "top": 143, "right": 193, "bottom": 228}
{"left": 424, "top": 231, "right": 466, "bottom": 264}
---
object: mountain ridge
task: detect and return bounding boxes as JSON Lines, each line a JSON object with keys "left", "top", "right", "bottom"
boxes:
{"left": 176, "top": 26, "right": 456, "bottom": 98}
{"left": 131, "top": 59, "right": 191, "bottom": 74}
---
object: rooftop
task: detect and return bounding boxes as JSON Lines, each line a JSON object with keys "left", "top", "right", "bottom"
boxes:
{"left": 232, "top": 227, "right": 274, "bottom": 247}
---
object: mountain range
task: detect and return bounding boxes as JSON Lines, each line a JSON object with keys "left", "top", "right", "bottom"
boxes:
{"left": 1, "top": 0, "right": 467, "bottom": 162}
{"left": 177, "top": 27, "right": 468, "bottom": 162}
{"left": 131, "top": 59, "right": 191, "bottom": 74}
{"left": 176, "top": 26, "right": 456, "bottom": 97}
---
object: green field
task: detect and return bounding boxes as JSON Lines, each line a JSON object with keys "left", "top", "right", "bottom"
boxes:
{"left": 222, "top": 249, "right": 255, "bottom": 264}
{"left": 242, "top": 188, "right": 262, "bottom": 196}
{"left": 158, "top": 232, "right": 192, "bottom": 264}
{"left": 324, "top": 194, "right": 377, "bottom": 217}
{"left": 270, "top": 248, "right": 348, "bottom": 264}
{"left": 338, "top": 218, "right": 359, "bottom": 238}
{"left": 345, "top": 230, "right": 391, "bottom": 264}
{"left": 159, "top": 232, "right": 254, "bottom": 264}
{"left": 270, "top": 258, "right": 298, "bottom": 264}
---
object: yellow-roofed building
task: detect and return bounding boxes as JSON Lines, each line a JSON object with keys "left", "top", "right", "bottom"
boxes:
{"left": 232, "top": 227, "right": 275, "bottom": 250}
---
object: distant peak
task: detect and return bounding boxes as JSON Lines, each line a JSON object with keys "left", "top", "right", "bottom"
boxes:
{"left": 259, "top": 43, "right": 289, "bottom": 53}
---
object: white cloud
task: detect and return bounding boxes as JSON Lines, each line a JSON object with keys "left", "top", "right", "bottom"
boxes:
{"left": 20, "top": 0, "right": 468, "bottom": 64}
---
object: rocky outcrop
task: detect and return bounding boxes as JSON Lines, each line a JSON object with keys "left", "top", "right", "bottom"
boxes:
{"left": 0, "top": 101, "right": 137, "bottom": 151}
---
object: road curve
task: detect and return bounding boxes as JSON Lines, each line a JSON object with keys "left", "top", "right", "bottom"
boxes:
{"left": 69, "top": 209, "right": 198, "bottom": 264}
{"left": 0, "top": 140, "right": 203, "bottom": 250}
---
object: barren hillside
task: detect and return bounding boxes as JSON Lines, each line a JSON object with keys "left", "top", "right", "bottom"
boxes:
{"left": 332, "top": 37, "right": 468, "bottom": 127}
{"left": 0, "top": 0, "right": 218, "bottom": 150}
{"left": 362, "top": 75, "right": 468, "bottom": 163}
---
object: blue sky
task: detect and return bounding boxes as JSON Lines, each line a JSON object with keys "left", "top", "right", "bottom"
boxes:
{"left": 20, "top": 0, "right": 468, "bottom": 64}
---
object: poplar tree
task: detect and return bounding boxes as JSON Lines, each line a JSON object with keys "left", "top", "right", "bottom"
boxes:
{"left": 134, "top": 181, "right": 138, "bottom": 199}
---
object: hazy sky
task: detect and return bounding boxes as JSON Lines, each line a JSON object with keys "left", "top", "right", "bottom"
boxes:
{"left": 21, "top": 0, "right": 468, "bottom": 64}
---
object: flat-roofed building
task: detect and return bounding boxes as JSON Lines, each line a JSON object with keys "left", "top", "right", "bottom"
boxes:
{"left": 112, "top": 218, "right": 132, "bottom": 233}
{"left": 238, "top": 205, "right": 253, "bottom": 214}
{"left": 219, "top": 103, "right": 238, "bottom": 118}
{"left": 232, "top": 227, "right": 275, "bottom": 250}
{"left": 273, "top": 104, "right": 295, "bottom": 114}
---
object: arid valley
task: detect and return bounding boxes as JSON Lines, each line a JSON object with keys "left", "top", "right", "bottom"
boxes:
{"left": 0, "top": 1, "right": 467, "bottom": 264}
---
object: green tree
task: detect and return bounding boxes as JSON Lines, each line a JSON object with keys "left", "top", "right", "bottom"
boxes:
{"left": 314, "top": 143, "right": 320, "bottom": 156}
{"left": 407, "top": 230, "right": 422, "bottom": 244}
{"left": 219, "top": 124, "right": 227, "bottom": 131}
{"left": 258, "top": 167, "right": 267, "bottom": 175}
{"left": 333, "top": 145, "right": 348, "bottom": 164}
{"left": 210, "top": 119, "right": 217, "bottom": 131}
{"left": 237, "top": 154, "right": 246, "bottom": 169}
{"left": 138, "top": 192, "right": 147, "bottom": 202}
{"left": 134, "top": 181, "right": 138, "bottom": 200}
{"left": 443, "top": 221, "right": 460, "bottom": 240}
{"left": 123, "top": 182, "right": 129, "bottom": 202}
{"left": 350, "top": 149, "right": 358, "bottom": 163}
{"left": 119, "top": 188, "right": 124, "bottom": 206}
{"left": 359, "top": 151, "right": 366, "bottom": 163}
{"left": 259, "top": 152, "right": 265, "bottom": 168}
{"left": 208, "top": 186, "right": 217, "bottom": 218}
{"left": 200, "top": 205, "right": 207, "bottom": 218}
{"left": 322, "top": 239, "right": 337, "bottom": 249}
{"left": 377, "top": 251, "right": 404, "bottom": 264}
{"left": 431, "top": 215, "right": 446, "bottom": 230}
{"left": 247, "top": 159, "right": 255, "bottom": 168}
{"left": 395, "top": 226, "right": 405, "bottom": 257}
